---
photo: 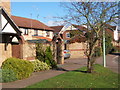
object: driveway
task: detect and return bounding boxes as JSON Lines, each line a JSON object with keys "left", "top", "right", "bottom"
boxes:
{"left": 63, "top": 54, "right": 119, "bottom": 73}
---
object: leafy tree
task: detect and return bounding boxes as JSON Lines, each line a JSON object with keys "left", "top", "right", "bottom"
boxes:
{"left": 60, "top": 2, "right": 118, "bottom": 73}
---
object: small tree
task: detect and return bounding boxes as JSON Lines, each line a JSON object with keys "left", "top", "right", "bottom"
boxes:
{"left": 36, "top": 43, "right": 46, "bottom": 62}
{"left": 36, "top": 43, "right": 57, "bottom": 68}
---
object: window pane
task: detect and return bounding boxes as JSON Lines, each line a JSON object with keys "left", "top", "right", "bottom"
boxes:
{"left": 34, "top": 30, "right": 38, "bottom": 36}
{"left": 66, "top": 32, "right": 70, "bottom": 38}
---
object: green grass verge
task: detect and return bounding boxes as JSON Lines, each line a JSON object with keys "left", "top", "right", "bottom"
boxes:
{"left": 26, "top": 64, "right": 119, "bottom": 88}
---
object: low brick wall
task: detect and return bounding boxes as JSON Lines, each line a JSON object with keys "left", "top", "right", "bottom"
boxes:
{"left": 22, "top": 42, "right": 51, "bottom": 61}
{"left": 22, "top": 42, "right": 36, "bottom": 61}
{"left": 0, "top": 42, "right": 36, "bottom": 66}
{"left": 0, "top": 43, "right": 12, "bottom": 66}
{"left": 67, "top": 42, "right": 87, "bottom": 58}
{"left": 0, "top": 42, "right": 54, "bottom": 66}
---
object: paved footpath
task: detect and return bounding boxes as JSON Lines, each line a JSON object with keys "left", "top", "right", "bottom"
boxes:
{"left": 1, "top": 54, "right": 119, "bottom": 88}
{"left": 95, "top": 54, "right": 119, "bottom": 73}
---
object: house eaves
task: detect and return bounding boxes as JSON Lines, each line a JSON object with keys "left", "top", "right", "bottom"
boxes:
{"left": 0, "top": 7, "right": 22, "bottom": 36}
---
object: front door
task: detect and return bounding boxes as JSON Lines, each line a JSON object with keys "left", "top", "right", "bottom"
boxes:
{"left": 12, "top": 44, "right": 21, "bottom": 58}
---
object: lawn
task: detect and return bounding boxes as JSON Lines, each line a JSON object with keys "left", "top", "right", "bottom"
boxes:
{"left": 26, "top": 64, "right": 119, "bottom": 88}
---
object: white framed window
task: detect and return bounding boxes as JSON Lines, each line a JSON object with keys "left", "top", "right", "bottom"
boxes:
{"left": 24, "top": 29, "right": 28, "bottom": 35}
{"left": 66, "top": 32, "right": 70, "bottom": 38}
{"left": 46, "top": 31, "right": 50, "bottom": 37}
{"left": 34, "top": 30, "right": 38, "bottom": 36}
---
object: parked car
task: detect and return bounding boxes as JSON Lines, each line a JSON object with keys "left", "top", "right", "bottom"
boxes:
{"left": 64, "top": 50, "right": 71, "bottom": 59}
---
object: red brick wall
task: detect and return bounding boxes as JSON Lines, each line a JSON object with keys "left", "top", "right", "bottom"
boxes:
{"left": 63, "top": 30, "right": 71, "bottom": 40}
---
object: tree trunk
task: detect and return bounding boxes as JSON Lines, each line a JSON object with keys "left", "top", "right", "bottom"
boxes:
{"left": 87, "top": 57, "right": 94, "bottom": 73}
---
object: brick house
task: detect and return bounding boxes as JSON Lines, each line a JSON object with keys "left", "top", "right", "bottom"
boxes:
{"left": 50, "top": 26, "right": 64, "bottom": 35}
{"left": 50, "top": 24, "right": 87, "bottom": 58}
{"left": 0, "top": 0, "right": 55, "bottom": 66}
{"left": 51, "top": 24, "right": 119, "bottom": 58}
{"left": 50, "top": 24, "right": 87, "bottom": 41}
{"left": 0, "top": 0, "right": 54, "bottom": 42}
{"left": 0, "top": 7, "right": 25, "bottom": 66}
{"left": 11, "top": 15, "right": 54, "bottom": 42}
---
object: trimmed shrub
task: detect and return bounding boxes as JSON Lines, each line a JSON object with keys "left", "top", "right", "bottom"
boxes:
{"left": 1, "top": 58, "right": 34, "bottom": 80}
{"left": 45, "top": 46, "right": 57, "bottom": 68}
{"left": 0, "top": 69, "right": 18, "bottom": 83}
{"left": 32, "top": 59, "right": 51, "bottom": 72}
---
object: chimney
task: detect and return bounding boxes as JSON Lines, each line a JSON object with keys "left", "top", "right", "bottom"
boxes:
{"left": 0, "top": 0, "right": 11, "bottom": 15}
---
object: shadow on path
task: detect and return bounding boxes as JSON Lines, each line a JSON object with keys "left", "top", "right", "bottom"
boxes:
{"left": 110, "top": 53, "right": 120, "bottom": 56}
{"left": 55, "top": 67, "right": 87, "bottom": 73}
{"left": 72, "top": 70, "right": 87, "bottom": 73}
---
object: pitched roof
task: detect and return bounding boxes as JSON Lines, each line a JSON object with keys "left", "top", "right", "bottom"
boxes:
{"left": 50, "top": 26, "right": 64, "bottom": 33}
{"left": 105, "top": 24, "right": 116, "bottom": 38}
{"left": 105, "top": 24, "right": 116, "bottom": 30}
{"left": 0, "top": 7, "right": 21, "bottom": 36}
{"left": 69, "top": 35, "right": 86, "bottom": 43}
{"left": 11, "top": 15, "right": 54, "bottom": 31}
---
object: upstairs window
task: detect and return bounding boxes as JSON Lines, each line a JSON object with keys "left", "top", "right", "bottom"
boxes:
{"left": 24, "top": 29, "right": 28, "bottom": 35}
{"left": 34, "top": 30, "right": 38, "bottom": 36}
{"left": 46, "top": 31, "right": 50, "bottom": 37}
{"left": 66, "top": 32, "right": 70, "bottom": 38}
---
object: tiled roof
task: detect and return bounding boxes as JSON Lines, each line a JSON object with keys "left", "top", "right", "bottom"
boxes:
{"left": 11, "top": 15, "right": 54, "bottom": 31}
{"left": 106, "top": 24, "right": 116, "bottom": 30}
{"left": 50, "top": 26, "right": 64, "bottom": 33}
{"left": 105, "top": 24, "right": 116, "bottom": 38}
{"left": 69, "top": 35, "right": 86, "bottom": 43}
{"left": 32, "top": 36, "right": 52, "bottom": 41}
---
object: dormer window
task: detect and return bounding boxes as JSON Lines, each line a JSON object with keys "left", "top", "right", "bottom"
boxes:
{"left": 24, "top": 29, "right": 28, "bottom": 35}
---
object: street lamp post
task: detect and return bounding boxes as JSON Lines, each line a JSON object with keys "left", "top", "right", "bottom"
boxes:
{"left": 103, "top": 28, "right": 106, "bottom": 67}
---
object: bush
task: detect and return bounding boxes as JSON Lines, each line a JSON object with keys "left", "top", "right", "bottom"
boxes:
{"left": 0, "top": 69, "right": 18, "bottom": 83}
{"left": 36, "top": 44, "right": 57, "bottom": 69}
{"left": 32, "top": 59, "right": 51, "bottom": 72}
{"left": 1, "top": 58, "right": 34, "bottom": 80}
